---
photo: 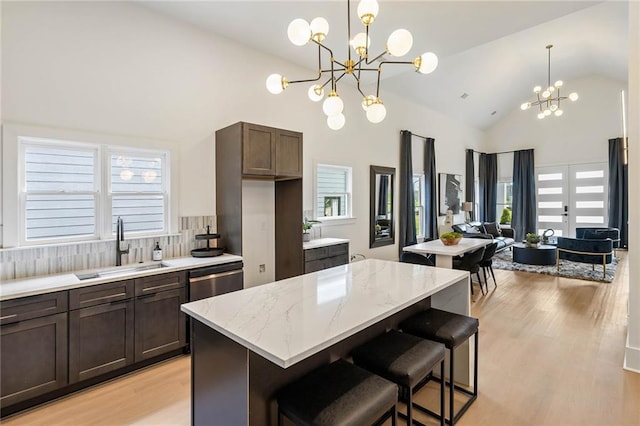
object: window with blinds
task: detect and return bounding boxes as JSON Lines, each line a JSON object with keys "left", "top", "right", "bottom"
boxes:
{"left": 24, "top": 144, "right": 98, "bottom": 241}
{"left": 315, "top": 164, "right": 352, "bottom": 219}
{"left": 20, "top": 137, "right": 169, "bottom": 244}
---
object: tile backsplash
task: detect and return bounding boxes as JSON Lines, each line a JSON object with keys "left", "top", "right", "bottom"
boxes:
{"left": 0, "top": 216, "right": 216, "bottom": 281}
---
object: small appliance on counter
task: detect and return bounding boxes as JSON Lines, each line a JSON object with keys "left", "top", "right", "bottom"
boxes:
{"left": 191, "top": 225, "right": 225, "bottom": 257}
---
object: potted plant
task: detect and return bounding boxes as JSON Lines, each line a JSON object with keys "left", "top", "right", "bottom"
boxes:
{"left": 525, "top": 233, "right": 541, "bottom": 248}
{"left": 303, "top": 217, "right": 321, "bottom": 242}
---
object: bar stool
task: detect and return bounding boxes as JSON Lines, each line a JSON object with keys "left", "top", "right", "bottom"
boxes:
{"left": 400, "top": 308, "right": 479, "bottom": 426}
{"left": 277, "top": 359, "right": 398, "bottom": 426}
{"left": 351, "top": 330, "right": 446, "bottom": 426}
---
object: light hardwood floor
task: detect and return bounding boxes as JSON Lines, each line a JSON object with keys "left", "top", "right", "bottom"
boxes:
{"left": 3, "top": 252, "right": 639, "bottom": 425}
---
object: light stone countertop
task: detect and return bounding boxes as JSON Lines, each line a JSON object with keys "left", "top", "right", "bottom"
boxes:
{"left": 302, "top": 237, "right": 349, "bottom": 250}
{"left": 0, "top": 253, "right": 243, "bottom": 301}
{"left": 181, "top": 258, "right": 468, "bottom": 368}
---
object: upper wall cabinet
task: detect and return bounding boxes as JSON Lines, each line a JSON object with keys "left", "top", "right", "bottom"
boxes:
{"left": 242, "top": 123, "right": 302, "bottom": 179}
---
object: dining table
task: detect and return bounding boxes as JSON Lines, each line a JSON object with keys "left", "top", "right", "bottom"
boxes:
{"left": 403, "top": 237, "right": 493, "bottom": 268}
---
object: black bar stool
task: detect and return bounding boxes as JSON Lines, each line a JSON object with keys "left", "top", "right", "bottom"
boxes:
{"left": 277, "top": 359, "right": 398, "bottom": 426}
{"left": 351, "top": 330, "right": 446, "bottom": 426}
{"left": 400, "top": 308, "right": 479, "bottom": 426}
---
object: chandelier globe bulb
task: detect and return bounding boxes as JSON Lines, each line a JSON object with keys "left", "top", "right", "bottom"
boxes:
{"left": 266, "top": 74, "right": 287, "bottom": 94}
{"left": 287, "top": 19, "right": 311, "bottom": 46}
{"left": 414, "top": 52, "right": 438, "bottom": 74}
{"left": 544, "top": 109, "right": 552, "bottom": 116}
{"left": 387, "top": 29, "right": 413, "bottom": 57}
{"left": 308, "top": 84, "right": 324, "bottom": 102}
{"left": 554, "top": 109, "right": 563, "bottom": 117}
{"left": 327, "top": 113, "right": 346, "bottom": 130}
{"left": 554, "top": 80, "right": 563, "bottom": 88}
{"left": 569, "top": 92, "right": 579, "bottom": 102}
{"left": 548, "top": 86, "right": 555, "bottom": 93}
{"left": 310, "top": 17, "right": 329, "bottom": 42}
{"left": 520, "top": 102, "right": 531, "bottom": 111}
{"left": 538, "top": 112, "right": 545, "bottom": 119}
{"left": 357, "top": 0, "right": 379, "bottom": 25}
{"left": 366, "top": 99, "right": 386, "bottom": 123}
{"left": 322, "top": 91, "right": 344, "bottom": 116}
{"left": 362, "top": 95, "right": 376, "bottom": 111}
{"left": 542, "top": 90, "right": 551, "bottom": 99}
{"left": 351, "top": 32, "right": 370, "bottom": 56}
{"left": 533, "top": 86, "right": 542, "bottom": 94}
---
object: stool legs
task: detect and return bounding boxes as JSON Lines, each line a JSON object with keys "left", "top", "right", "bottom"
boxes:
{"left": 446, "top": 331, "right": 479, "bottom": 426}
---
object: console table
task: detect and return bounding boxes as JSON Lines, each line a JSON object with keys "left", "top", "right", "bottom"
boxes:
{"left": 182, "top": 259, "right": 470, "bottom": 425}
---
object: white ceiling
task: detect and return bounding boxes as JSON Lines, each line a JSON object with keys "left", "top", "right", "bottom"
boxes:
{"left": 139, "top": 0, "right": 629, "bottom": 130}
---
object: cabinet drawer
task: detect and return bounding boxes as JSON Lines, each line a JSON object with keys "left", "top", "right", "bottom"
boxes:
{"left": 304, "top": 247, "right": 329, "bottom": 262}
{"left": 135, "top": 271, "right": 185, "bottom": 296}
{"left": 326, "top": 254, "right": 349, "bottom": 269}
{"left": 327, "top": 243, "right": 348, "bottom": 257}
{"left": 70, "top": 280, "right": 133, "bottom": 310}
{"left": 1, "top": 292, "right": 68, "bottom": 325}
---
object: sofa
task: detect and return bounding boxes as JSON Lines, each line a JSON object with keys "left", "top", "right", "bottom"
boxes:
{"left": 556, "top": 236, "right": 613, "bottom": 280}
{"left": 452, "top": 221, "right": 515, "bottom": 252}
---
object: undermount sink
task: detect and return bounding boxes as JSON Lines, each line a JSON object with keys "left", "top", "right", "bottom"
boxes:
{"left": 75, "top": 262, "right": 168, "bottom": 281}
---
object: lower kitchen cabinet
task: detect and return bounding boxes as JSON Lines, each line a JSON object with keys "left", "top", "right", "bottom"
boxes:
{"left": 0, "top": 312, "right": 68, "bottom": 408}
{"left": 304, "top": 242, "right": 349, "bottom": 273}
{"left": 69, "top": 300, "right": 134, "bottom": 383}
{"left": 134, "top": 287, "right": 186, "bottom": 361}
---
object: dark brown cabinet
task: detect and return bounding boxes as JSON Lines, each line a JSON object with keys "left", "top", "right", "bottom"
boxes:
{"left": 216, "top": 121, "right": 304, "bottom": 281}
{"left": 134, "top": 273, "right": 186, "bottom": 362}
{"left": 304, "top": 243, "right": 350, "bottom": 274}
{"left": 240, "top": 122, "right": 302, "bottom": 178}
{"left": 1, "top": 292, "right": 68, "bottom": 408}
{"left": 68, "top": 280, "right": 134, "bottom": 383}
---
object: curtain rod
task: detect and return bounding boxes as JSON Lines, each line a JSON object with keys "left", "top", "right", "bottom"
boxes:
{"left": 401, "top": 130, "right": 430, "bottom": 140}
{"left": 469, "top": 149, "right": 530, "bottom": 155}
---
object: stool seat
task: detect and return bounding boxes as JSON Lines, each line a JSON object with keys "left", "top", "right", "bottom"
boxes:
{"left": 352, "top": 330, "right": 445, "bottom": 388}
{"left": 277, "top": 359, "right": 397, "bottom": 426}
{"left": 400, "top": 308, "right": 479, "bottom": 348}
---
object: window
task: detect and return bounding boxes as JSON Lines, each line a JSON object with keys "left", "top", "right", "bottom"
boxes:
{"left": 315, "top": 164, "right": 352, "bottom": 220}
{"left": 413, "top": 174, "right": 425, "bottom": 237}
{"left": 496, "top": 180, "right": 512, "bottom": 223}
{"left": 20, "top": 137, "right": 169, "bottom": 244}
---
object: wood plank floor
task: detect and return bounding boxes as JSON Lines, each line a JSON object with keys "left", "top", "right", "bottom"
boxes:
{"left": 3, "top": 252, "right": 639, "bottom": 425}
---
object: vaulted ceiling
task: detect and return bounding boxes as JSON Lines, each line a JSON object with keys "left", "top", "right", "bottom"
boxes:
{"left": 140, "top": 1, "right": 629, "bottom": 130}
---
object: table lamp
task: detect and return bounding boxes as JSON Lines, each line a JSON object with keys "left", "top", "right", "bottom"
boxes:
{"left": 462, "top": 202, "right": 473, "bottom": 223}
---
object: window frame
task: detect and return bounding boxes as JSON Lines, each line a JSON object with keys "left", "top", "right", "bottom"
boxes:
{"left": 314, "top": 163, "right": 353, "bottom": 222}
{"left": 18, "top": 136, "right": 170, "bottom": 246}
{"left": 413, "top": 173, "right": 425, "bottom": 238}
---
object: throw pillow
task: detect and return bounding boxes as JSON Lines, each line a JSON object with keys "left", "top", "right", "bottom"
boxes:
{"left": 483, "top": 222, "right": 502, "bottom": 237}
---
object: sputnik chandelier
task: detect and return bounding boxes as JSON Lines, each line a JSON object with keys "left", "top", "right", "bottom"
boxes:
{"left": 520, "top": 44, "right": 578, "bottom": 119}
{"left": 265, "top": 0, "right": 438, "bottom": 130}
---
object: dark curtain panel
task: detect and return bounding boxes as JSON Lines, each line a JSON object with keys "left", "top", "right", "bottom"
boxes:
{"left": 424, "top": 137, "right": 438, "bottom": 240}
{"left": 608, "top": 138, "right": 628, "bottom": 248}
{"left": 478, "top": 153, "right": 497, "bottom": 222}
{"left": 377, "top": 175, "right": 389, "bottom": 216}
{"left": 465, "top": 149, "right": 475, "bottom": 221}
{"left": 398, "top": 130, "right": 416, "bottom": 257}
{"left": 512, "top": 149, "right": 536, "bottom": 242}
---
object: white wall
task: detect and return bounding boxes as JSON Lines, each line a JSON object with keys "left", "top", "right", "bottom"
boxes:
{"left": 486, "top": 75, "right": 626, "bottom": 167}
{"left": 1, "top": 1, "right": 484, "bottom": 262}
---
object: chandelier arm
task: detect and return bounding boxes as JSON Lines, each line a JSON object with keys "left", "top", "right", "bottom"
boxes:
{"left": 311, "top": 39, "right": 338, "bottom": 90}
{"left": 367, "top": 51, "right": 388, "bottom": 65}
{"left": 547, "top": 45, "right": 552, "bottom": 91}
{"left": 346, "top": 0, "right": 352, "bottom": 64}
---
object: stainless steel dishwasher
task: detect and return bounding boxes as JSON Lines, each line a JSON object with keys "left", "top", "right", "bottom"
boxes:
{"left": 188, "top": 261, "right": 244, "bottom": 302}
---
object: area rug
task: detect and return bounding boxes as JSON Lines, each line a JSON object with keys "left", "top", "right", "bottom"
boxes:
{"left": 492, "top": 249, "right": 618, "bottom": 283}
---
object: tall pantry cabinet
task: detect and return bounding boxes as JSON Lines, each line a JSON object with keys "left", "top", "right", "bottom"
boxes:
{"left": 215, "top": 122, "right": 303, "bottom": 283}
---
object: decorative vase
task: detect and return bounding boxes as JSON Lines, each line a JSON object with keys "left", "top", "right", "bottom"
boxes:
{"left": 303, "top": 233, "right": 311, "bottom": 242}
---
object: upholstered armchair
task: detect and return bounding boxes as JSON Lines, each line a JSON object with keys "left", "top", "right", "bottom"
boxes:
{"left": 556, "top": 236, "right": 614, "bottom": 280}
{"left": 575, "top": 227, "right": 620, "bottom": 249}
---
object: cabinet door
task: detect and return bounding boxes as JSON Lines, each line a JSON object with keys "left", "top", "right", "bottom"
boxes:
{"left": 275, "top": 129, "right": 302, "bottom": 178}
{"left": 1, "top": 313, "right": 67, "bottom": 408}
{"left": 134, "top": 288, "right": 186, "bottom": 362}
{"left": 68, "top": 300, "right": 134, "bottom": 383}
{"left": 242, "top": 123, "right": 276, "bottom": 176}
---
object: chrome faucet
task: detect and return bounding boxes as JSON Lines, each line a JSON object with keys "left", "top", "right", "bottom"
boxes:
{"left": 116, "top": 216, "right": 129, "bottom": 266}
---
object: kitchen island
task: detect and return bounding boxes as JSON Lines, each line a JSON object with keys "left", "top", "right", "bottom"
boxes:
{"left": 181, "top": 259, "right": 470, "bottom": 425}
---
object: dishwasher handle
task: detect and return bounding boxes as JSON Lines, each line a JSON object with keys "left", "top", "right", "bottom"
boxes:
{"left": 188, "top": 269, "right": 243, "bottom": 284}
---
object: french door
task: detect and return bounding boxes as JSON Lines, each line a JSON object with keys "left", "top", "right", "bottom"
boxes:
{"left": 535, "top": 163, "right": 608, "bottom": 237}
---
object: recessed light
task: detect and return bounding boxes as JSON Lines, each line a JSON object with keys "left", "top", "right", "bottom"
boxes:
{"left": 491, "top": 111, "right": 497, "bottom": 116}
{"left": 460, "top": 93, "right": 469, "bottom": 99}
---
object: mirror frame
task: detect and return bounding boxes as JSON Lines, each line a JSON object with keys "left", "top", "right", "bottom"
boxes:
{"left": 370, "top": 165, "right": 395, "bottom": 248}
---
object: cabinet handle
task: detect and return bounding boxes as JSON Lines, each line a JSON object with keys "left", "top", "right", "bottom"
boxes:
{"left": 141, "top": 282, "right": 179, "bottom": 293}
{"left": 1, "top": 314, "right": 18, "bottom": 321}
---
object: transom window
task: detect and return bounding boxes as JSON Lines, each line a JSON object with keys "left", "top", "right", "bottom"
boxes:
{"left": 315, "top": 164, "right": 352, "bottom": 220}
{"left": 20, "top": 137, "right": 169, "bottom": 244}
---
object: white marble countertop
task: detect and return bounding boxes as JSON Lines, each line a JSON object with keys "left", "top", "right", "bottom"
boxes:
{"left": 181, "top": 259, "right": 468, "bottom": 368}
{"left": 403, "top": 237, "right": 492, "bottom": 256}
{"left": 302, "top": 237, "right": 349, "bottom": 250}
{"left": 0, "top": 253, "right": 243, "bottom": 301}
